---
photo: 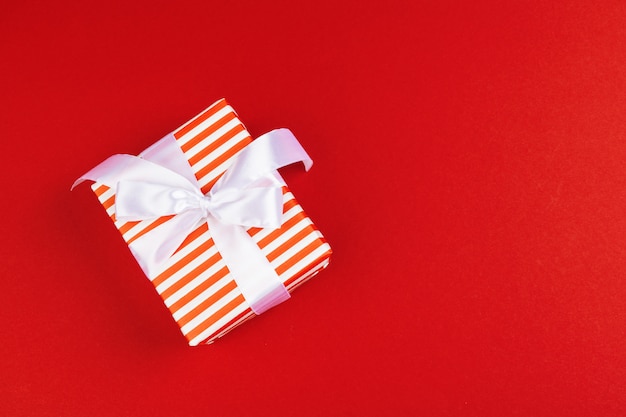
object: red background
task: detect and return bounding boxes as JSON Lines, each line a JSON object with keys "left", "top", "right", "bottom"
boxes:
{"left": 2, "top": 1, "right": 626, "bottom": 415}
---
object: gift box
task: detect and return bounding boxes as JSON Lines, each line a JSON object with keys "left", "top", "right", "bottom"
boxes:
{"left": 74, "top": 99, "right": 332, "bottom": 345}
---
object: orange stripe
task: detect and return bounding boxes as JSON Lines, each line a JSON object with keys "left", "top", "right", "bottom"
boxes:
{"left": 284, "top": 251, "right": 332, "bottom": 288}
{"left": 266, "top": 225, "right": 317, "bottom": 262}
{"left": 181, "top": 112, "right": 240, "bottom": 154}
{"left": 190, "top": 244, "right": 331, "bottom": 344}
{"left": 202, "top": 173, "right": 224, "bottom": 194}
{"left": 125, "top": 215, "right": 175, "bottom": 245}
{"left": 286, "top": 268, "right": 322, "bottom": 293}
{"left": 282, "top": 196, "right": 299, "bottom": 213}
{"left": 177, "top": 280, "right": 238, "bottom": 328}
{"left": 184, "top": 293, "right": 246, "bottom": 342}
{"left": 188, "top": 122, "right": 246, "bottom": 166}
{"left": 118, "top": 221, "right": 141, "bottom": 235}
{"left": 167, "top": 265, "right": 229, "bottom": 313}
{"left": 172, "top": 223, "right": 209, "bottom": 255}
{"left": 153, "top": 237, "right": 216, "bottom": 289}
{"left": 202, "top": 310, "right": 253, "bottom": 344}
{"left": 93, "top": 184, "right": 110, "bottom": 197}
{"left": 159, "top": 251, "right": 223, "bottom": 300}
{"left": 257, "top": 212, "right": 308, "bottom": 249}
{"left": 247, "top": 228, "right": 262, "bottom": 237}
{"left": 102, "top": 194, "right": 115, "bottom": 211}
{"left": 284, "top": 269, "right": 312, "bottom": 291}
{"left": 276, "top": 238, "right": 326, "bottom": 276}
{"left": 174, "top": 99, "right": 227, "bottom": 140}
{"left": 195, "top": 138, "right": 250, "bottom": 193}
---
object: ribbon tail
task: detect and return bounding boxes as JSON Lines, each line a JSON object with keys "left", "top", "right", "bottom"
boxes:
{"left": 72, "top": 155, "right": 135, "bottom": 190}
{"left": 206, "top": 216, "right": 290, "bottom": 315}
{"left": 73, "top": 154, "right": 199, "bottom": 192}
{"left": 214, "top": 128, "right": 313, "bottom": 191}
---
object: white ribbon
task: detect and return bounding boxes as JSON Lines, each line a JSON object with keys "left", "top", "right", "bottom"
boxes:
{"left": 73, "top": 128, "right": 313, "bottom": 315}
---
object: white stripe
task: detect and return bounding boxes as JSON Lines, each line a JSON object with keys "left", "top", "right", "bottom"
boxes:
{"left": 175, "top": 105, "right": 234, "bottom": 148}
{"left": 162, "top": 226, "right": 207, "bottom": 263}
{"left": 155, "top": 242, "right": 219, "bottom": 294}
{"left": 282, "top": 192, "right": 296, "bottom": 201}
{"left": 156, "top": 225, "right": 207, "bottom": 268}
{"left": 115, "top": 218, "right": 157, "bottom": 243}
{"left": 189, "top": 302, "right": 250, "bottom": 346}
{"left": 281, "top": 244, "right": 331, "bottom": 288}
{"left": 192, "top": 130, "right": 250, "bottom": 186}
{"left": 208, "top": 312, "right": 255, "bottom": 343}
{"left": 165, "top": 258, "right": 229, "bottom": 310}
{"left": 181, "top": 285, "right": 240, "bottom": 334}
{"left": 171, "top": 272, "right": 232, "bottom": 320}
{"left": 281, "top": 192, "right": 297, "bottom": 208}
{"left": 182, "top": 116, "right": 243, "bottom": 160}
{"left": 195, "top": 249, "right": 331, "bottom": 345}
{"left": 199, "top": 251, "right": 331, "bottom": 344}
{"left": 93, "top": 186, "right": 116, "bottom": 216}
{"left": 92, "top": 169, "right": 168, "bottom": 245}
{"left": 189, "top": 127, "right": 249, "bottom": 172}
{"left": 270, "top": 230, "right": 323, "bottom": 269}
{"left": 261, "top": 218, "right": 312, "bottom": 255}
{"left": 93, "top": 184, "right": 179, "bottom": 250}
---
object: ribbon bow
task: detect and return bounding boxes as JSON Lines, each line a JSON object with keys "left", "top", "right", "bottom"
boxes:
{"left": 73, "top": 128, "right": 313, "bottom": 314}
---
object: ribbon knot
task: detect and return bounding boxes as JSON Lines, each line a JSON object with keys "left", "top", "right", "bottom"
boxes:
{"left": 166, "top": 188, "right": 214, "bottom": 218}
{"left": 197, "top": 194, "right": 214, "bottom": 218}
{"left": 73, "top": 128, "right": 313, "bottom": 315}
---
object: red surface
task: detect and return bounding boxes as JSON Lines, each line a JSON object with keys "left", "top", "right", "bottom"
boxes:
{"left": 2, "top": 1, "right": 626, "bottom": 415}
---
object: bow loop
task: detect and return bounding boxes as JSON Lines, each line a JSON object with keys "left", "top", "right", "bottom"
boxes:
{"left": 113, "top": 173, "right": 285, "bottom": 229}
{"left": 208, "top": 186, "right": 285, "bottom": 229}
{"left": 115, "top": 180, "right": 205, "bottom": 221}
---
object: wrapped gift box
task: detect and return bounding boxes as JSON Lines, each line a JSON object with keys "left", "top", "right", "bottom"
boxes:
{"left": 79, "top": 99, "right": 332, "bottom": 345}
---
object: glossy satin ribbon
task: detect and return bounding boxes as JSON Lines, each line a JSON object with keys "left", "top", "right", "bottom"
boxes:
{"left": 73, "top": 128, "right": 313, "bottom": 315}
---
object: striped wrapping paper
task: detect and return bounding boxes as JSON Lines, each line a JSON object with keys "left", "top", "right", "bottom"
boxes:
{"left": 89, "top": 99, "right": 332, "bottom": 345}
